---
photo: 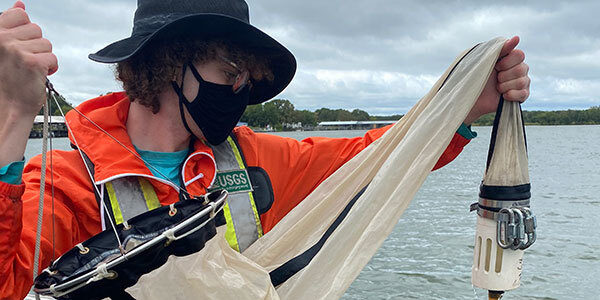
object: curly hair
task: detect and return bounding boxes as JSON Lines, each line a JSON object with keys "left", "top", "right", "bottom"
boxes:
{"left": 115, "top": 39, "right": 273, "bottom": 113}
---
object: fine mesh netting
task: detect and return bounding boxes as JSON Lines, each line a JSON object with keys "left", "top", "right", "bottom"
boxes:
{"left": 127, "top": 37, "right": 506, "bottom": 300}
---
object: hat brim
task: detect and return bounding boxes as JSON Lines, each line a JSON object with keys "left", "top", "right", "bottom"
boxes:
{"left": 89, "top": 14, "right": 296, "bottom": 105}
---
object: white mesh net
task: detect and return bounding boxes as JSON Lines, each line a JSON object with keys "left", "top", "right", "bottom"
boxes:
{"left": 127, "top": 37, "right": 506, "bottom": 300}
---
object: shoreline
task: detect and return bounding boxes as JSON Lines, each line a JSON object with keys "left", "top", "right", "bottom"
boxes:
{"left": 27, "top": 124, "right": 599, "bottom": 138}
{"left": 252, "top": 123, "right": 599, "bottom": 133}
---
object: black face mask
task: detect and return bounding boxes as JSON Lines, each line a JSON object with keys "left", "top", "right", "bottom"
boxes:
{"left": 172, "top": 63, "right": 250, "bottom": 145}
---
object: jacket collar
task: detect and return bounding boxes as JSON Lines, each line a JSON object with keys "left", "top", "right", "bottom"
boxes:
{"left": 65, "top": 92, "right": 216, "bottom": 195}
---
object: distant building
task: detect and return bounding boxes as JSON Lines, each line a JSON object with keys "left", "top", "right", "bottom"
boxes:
{"left": 34, "top": 116, "right": 66, "bottom": 124}
{"left": 317, "top": 120, "right": 396, "bottom": 130}
{"left": 30, "top": 116, "right": 68, "bottom": 138}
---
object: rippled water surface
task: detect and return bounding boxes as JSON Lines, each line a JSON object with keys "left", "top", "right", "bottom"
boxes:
{"left": 25, "top": 125, "right": 599, "bottom": 299}
{"left": 275, "top": 126, "right": 600, "bottom": 300}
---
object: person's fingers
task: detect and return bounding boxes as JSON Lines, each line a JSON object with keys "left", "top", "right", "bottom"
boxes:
{"left": 0, "top": 6, "right": 30, "bottom": 29}
{"left": 35, "top": 52, "right": 59, "bottom": 75}
{"left": 12, "top": 1, "right": 26, "bottom": 10}
{"left": 15, "top": 38, "right": 52, "bottom": 54}
{"left": 0, "top": 1, "right": 26, "bottom": 13}
{"left": 503, "top": 89, "right": 529, "bottom": 102}
{"left": 19, "top": 51, "right": 58, "bottom": 76}
{"left": 9, "top": 22, "right": 42, "bottom": 41}
{"left": 498, "top": 63, "right": 529, "bottom": 83}
{"left": 499, "top": 36, "right": 519, "bottom": 58}
{"left": 497, "top": 76, "right": 530, "bottom": 94}
{"left": 496, "top": 49, "right": 525, "bottom": 72}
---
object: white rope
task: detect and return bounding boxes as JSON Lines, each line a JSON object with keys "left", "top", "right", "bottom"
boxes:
{"left": 32, "top": 90, "right": 50, "bottom": 300}
{"left": 164, "top": 228, "right": 177, "bottom": 242}
{"left": 75, "top": 243, "right": 85, "bottom": 252}
{"left": 67, "top": 106, "right": 191, "bottom": 195}
{"left": 94, "top": 263, "right": 109, "bottom": 281}
{"left": 47, "top": 86, "right": 124, "bottom": 248}
{"left": 81, "top": 263, "right": 114, "bottom": 284}
{"left": 49, "top": 113, "right": 56, "bottom": 261}
{"left": 164, "top": 201, "right": 223, "bottom": 241}
{"left": 33, "top": 80, "right": 200, "bottom": 297}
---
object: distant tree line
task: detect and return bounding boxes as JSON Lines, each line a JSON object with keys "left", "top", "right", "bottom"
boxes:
{"left": 241, "top": 99, "right": 317, "bottom": 130}
{"left": 40, "top": 95, "right": 600, "bottom": 129}
{"left": 240, "top": 99, "right": 404, "bottom": 130}
{"left": 38, "top": 93, "right": 73, "bottom": 116}
{"left": 473, "top": 106, "right": 600, "bottom": 126}
{"left": 243, "top": 99, "right": 600, "bottom": 130}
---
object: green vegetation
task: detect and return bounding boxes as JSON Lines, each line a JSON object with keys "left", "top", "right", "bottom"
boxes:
{"left": 242, "top": 99, "right": 600, "bottom": 130}
{"left": 241, "top": 99, "right": 384, "bottom": 130}
{"left": 39, "top": 93, "right": 74, "bottom": 116}
{"left": 41, "top": 94, "right": 600, "bottom": 129}
{"left": 473, "top": 106, "right": 600, "bottom": 126}
{"left": 314, "top": 108, "right": 371, "bottom": 122}
{"left": 241, "top": 99, "right": 311, "bottom": 130}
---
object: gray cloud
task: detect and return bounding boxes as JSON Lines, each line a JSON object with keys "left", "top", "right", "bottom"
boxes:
{"left": 14, "top": 0, "right": 600, "bottom": 114}
{"left": 250, "top": 0, "right": 600, "bottom": 112}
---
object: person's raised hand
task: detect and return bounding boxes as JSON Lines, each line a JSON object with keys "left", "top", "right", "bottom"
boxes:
{"left": 464, "top": 36, "right": 530, "bottom": 125}
{"left": 0, "top": 1, "right": 58, "bottom": 117}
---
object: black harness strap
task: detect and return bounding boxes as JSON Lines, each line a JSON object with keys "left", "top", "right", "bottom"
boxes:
{"left": 269, "top": 184, "right": 368, "bottom": 286}
{"left": 268, "top": 42, "right": 485, "bottom": 287}
{"left": 485, "top": 96, "right": 505, "bottom": 171}
{"left": 480, "top": 97, "right": 531, "bottom": 201}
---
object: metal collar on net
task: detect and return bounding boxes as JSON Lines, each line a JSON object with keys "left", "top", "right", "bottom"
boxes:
{"left": 34, "top": 190, "right": 227, "bottom": 297}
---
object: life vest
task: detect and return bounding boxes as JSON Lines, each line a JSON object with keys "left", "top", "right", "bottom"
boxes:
{"left": 80, "top": 135, "right": 274, "bottom": 253}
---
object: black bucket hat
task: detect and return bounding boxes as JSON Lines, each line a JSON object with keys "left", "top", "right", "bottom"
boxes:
{"left": 89, "top": 0, "right": 296, "bottom": 105}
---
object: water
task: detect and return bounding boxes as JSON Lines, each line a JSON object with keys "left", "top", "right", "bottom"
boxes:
{"left": 24, "top": 126, "right": 599, "bottom": 299}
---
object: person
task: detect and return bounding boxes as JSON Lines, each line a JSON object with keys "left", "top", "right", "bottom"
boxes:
{"left": 0, "top": 0, "right": 530, "bottom": 299}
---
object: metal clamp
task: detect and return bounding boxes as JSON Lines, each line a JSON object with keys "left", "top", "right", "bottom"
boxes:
{"left": 496, "top": 206, "right": 537, "bottom": 250}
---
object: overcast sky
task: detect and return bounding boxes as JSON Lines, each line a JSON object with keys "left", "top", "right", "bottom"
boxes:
{"left": 16, "top": 0, "right": 600, "bottom": 115}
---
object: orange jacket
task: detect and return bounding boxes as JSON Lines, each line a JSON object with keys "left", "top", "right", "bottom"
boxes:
{"left": 0, "top": 92, "right": 470, "bottom": 300}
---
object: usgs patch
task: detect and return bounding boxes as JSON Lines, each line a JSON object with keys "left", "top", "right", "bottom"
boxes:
{"left": 210, "top": 169, "right": 253, "bottom": 194}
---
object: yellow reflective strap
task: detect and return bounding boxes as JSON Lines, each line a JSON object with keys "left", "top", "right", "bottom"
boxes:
{"left": 227, "top": 136, "right": 263, "bottom": 237}
{"left": 105, "top": 182, "right": 124, "bottom": 225}
{"left": 223, "top": 202, "right": 240, "bottom": 252}
{"left": 248, "top": 192, "right": 263, "bottom": 237}
{"left": 138, "top": 178, "right": 161, "bottom": 210}
{"left": 227, "top": 137, "right": 246, "bottom": 170}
